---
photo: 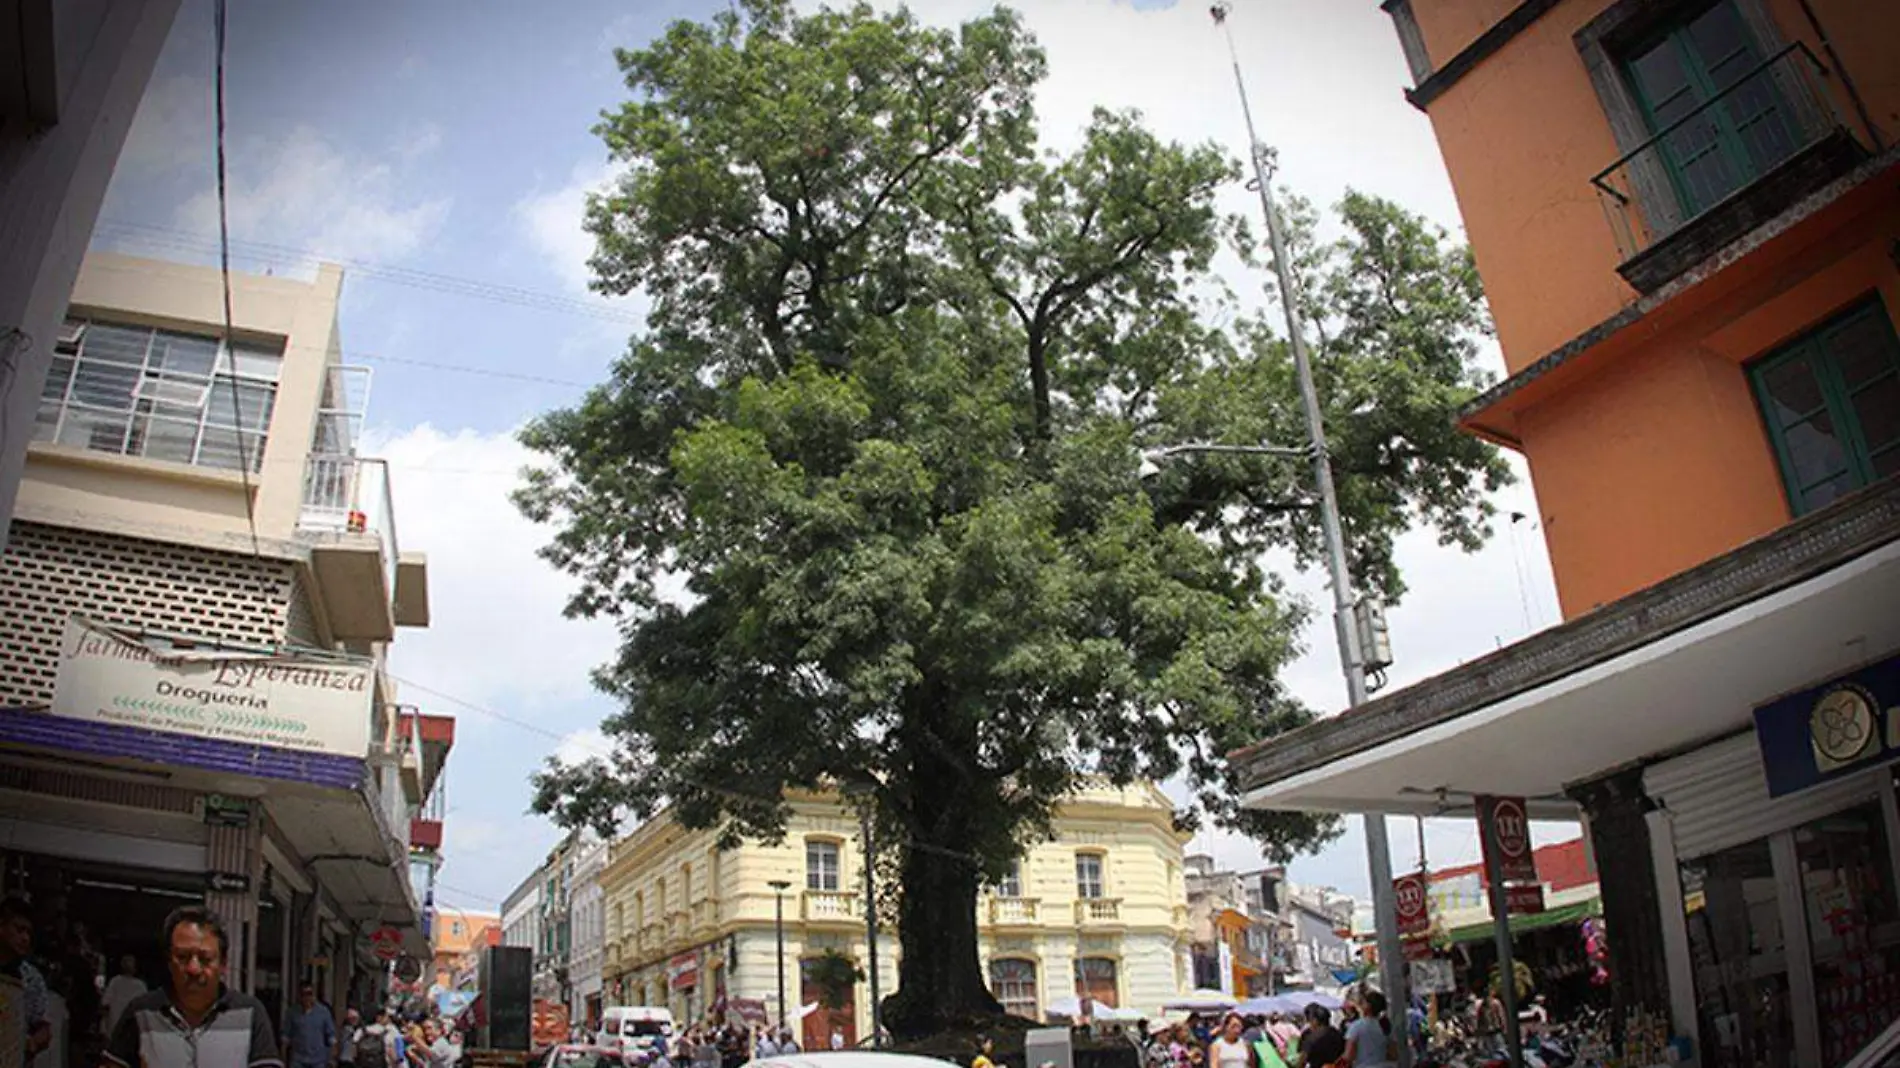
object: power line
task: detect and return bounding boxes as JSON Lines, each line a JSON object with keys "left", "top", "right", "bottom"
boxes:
{"left": 211, "top": 0, "right": 262, "bottom": 560}
{"left": 92, "top": 219, "right": 646, "bottom": 327}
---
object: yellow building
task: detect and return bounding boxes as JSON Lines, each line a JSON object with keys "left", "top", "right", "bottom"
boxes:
{"left": 598, "top": 781, "right": 1192, "bottom": 1044}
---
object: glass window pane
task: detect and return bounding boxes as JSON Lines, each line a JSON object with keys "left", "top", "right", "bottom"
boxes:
{"left": 1629, "top": 42, "right": 1699, "bottom": 126}
{"left": 130, "top": 412, "right": 200, "bottom": 465}
{"left": 69, "top": 359, "right": 141, "bottom": 411}
{"left": 1796, "top": 802, "right": 1900, "bottom": 1065}
{"left": 1759, "top": 356, "right": 1827, "bottom": 424}
{"left": 197, "top": 427, "right": 266, "bottom": 472}
{"left": 1851, "top": 375, "right": 1900, "bottom": 455}
{"left": 1798, "top": 471, "right": 1859, "bottom": 513}
{"left": 1874, "top": 444, "right": 1900, "bottom": 480}
{"left": 78, "top": 324, "right": 154, "bottom": 368}
{"left": 227, "top": 342, "right": 284, "bottom": 381}
{"left": 1681, "top": 838, "right": 1793, "bottom": 1068}
{"left": 149, "top": 332, "right": 218, "bottom": 376}
{"left": 1686, "top": 3, "right": 1757, "bottom": 91}
{"left": 1832, "top": 312, "right": 1900, "bottom": 390}
{"left": 205, "top": 379, "right": 276, "bottom": 431}
{"left": 1784, "top": 411, "right": 1849, "bottom": 487}
{"left": 1074, "top": 958, "right": 1118, "bottom": 1008}
{"left": 57, "top": 409, "right": 132, "bottom": 454}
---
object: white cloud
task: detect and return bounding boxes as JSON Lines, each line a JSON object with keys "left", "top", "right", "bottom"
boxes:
{"left": 514, "top": 160, "right": 633, "bottom": 297}
{"left": 369, "top": 423, "right": 621, "bottom": 715}
{"left": 174, "top": 125, "right": 452, "bottom": 268}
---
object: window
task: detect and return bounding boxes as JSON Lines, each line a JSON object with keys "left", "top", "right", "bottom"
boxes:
{"left": 806, "top": 840, "right": 841, "bottom": 892}
{"left": 1075, "top": 853, "right": 1104, "bottom": 900}
{"left": 996, "top": 861, "right": 1022, "bottom": 898}
{"left": 988, "top": 959, "right": 1039, "bottom": 1019}
{"left": 1619, "top": 1, "right": 1797, "bottom": 220}
{"left": 1750, "top": 299, "right": 1900, "bottom": 515}
{"left": 37, "top": 320, "right": 281, "bottom": 473}
{"left": 1073, "top": 957, "right": 1118, "bottom": 1008}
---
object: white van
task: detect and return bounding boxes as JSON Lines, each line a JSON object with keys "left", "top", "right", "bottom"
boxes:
{"left": 599, "top": 1006, "right": 675, "bottom": 1054}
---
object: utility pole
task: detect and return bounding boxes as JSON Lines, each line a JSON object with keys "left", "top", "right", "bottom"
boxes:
{"left": 1208, "top": 5, "right": 1411, "bottom": 1059}
{"left": 1479, "top": 808, "right": 1526, "bottom": 1068}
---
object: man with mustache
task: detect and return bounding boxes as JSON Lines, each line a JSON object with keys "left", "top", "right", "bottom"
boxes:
{"left": 102, "top": 907, "right": 282, "bottom": 1068}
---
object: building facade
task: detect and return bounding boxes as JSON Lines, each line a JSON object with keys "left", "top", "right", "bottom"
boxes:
{"left": 1241, "top": 1, "right": 1899, "bottom": 1064}
{"left": 0, "top": 252, "right": 446, "bottom": 1027}
{"left": 569, "top": 833, "right": 609, "bottom": 1030}
{"left": 595, "top": 782, "right": 1191, "bottom": 1047}
{"left": 431, "top": 907, "right": 501, "bottom": 993}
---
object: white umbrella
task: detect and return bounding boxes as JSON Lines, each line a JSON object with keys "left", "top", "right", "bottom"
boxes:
{"left": 1161, "top": 991, "right": 1238, "bottom": 1012}
{"left": 1044, "top": 996, "right": 1114, "bottom": 1020}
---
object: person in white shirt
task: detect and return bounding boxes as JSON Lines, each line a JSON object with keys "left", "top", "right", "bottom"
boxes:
{"left": 100, "top": 956, "right": 147, "bottom": 1036}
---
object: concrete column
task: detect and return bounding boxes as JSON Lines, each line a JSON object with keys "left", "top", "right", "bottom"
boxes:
{"left": 1568, "top": 767, "right": 1674, "bottom": 1052}
{"left": 0, "top": 0, "right": 182, "bottom": 547}
{"left": 205, "top": 802, "right": 264, "bottom": 993}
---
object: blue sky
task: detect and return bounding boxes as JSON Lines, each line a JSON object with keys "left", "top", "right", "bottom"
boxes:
{"left": 97, "top": 0, "right": 1569, "bottom": 915}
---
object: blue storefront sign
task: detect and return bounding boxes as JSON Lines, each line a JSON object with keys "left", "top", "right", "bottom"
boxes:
{"left": 1755, "top": 651, "right": 1900, "bottom": 798}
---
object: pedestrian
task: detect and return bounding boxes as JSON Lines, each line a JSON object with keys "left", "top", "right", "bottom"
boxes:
{"left": 102, "top": 957, "right": 149, "bottom": 1038}
{"left": 428, "top": 1020, "right": 458, "bottom": 1068}
{"left": 755, "top": 1028, "right": 780, "bottom": 1060}
{"left": 1342, "top": 990, "right": 1391, "bottom": 1067}
{"left": 828, "top": 1029, "right": 844, "bottom": 1052}
{"left": 1296, "top": 1004, "right": 1344, "bottom": 1068}
{"left": 1, "top": 897, "right": 52, "bottom": 1063}
{"left": 354, "top": 1007, "right": 401, "bottom": 1068}
{"left": 775, "top": 1028, "right": 798, "bottom": 1054}
{"left": 285, "top": 984, "right": 338, "bottom": 1068}
{"left": 338, "top": 1009, "right": 364, "bottom": 1068}
{"left": 102, "top": 906, "right": 282, "bottom": 1068}
{"left": 1206, "top": 1013, "right": 1258, "bottom": 1068}
{"left": 972, "top": 1037, "right": 996, "bottom": 1068}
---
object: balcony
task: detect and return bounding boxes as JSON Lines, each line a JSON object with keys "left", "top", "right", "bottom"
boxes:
{"left": 1074, "top": 897, "right": 1123, "bottom": 926}
{"left": 802, "top": 889, "right": 858, "bottom": 924}
{"left": 1592, "top": 43, "right": 1866, "bottom": 294}
{"left": 986, "top": 896, "right": 1041, "bottom": 927}
{"left": 300, "top": 454, "right": 409, "bottom": 640}
{"left": 639, "top": 923, "right": 663, "bottom": 953}
{"left": 691, "top": 899, "right": 720, "bottom": 935}
{"left": 666, "top": 910, "right": 690, "bottom": 944}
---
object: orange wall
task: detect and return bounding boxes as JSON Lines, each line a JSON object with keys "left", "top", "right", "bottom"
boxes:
{"left": 1405, "top": 0, "right": 1900, "bottom": 615}
{"left": 1412, "top": 0, "right": 1899, "bottom": 373}
{"left": 1518, "top": 215, "right": 1900, "bottom": 616}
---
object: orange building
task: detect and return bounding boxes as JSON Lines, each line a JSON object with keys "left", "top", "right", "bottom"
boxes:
{"left": 432, "top": 907, "right": 501, "bottom": 991}
{"left": 1236, "top": 2, "right": 1898, "bottom": 1065}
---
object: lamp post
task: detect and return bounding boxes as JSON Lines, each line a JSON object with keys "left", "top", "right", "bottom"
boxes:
{"left": 1135, "top": 6, "right": 1412, "bottom": 1061}
{"left": 768, "top": 879, "right": 791, "bottom": 1034}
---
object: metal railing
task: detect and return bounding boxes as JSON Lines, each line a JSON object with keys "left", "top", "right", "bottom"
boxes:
{"left": 1591, "top": 43, "right": 1846, "bottom": 262}
{"left": 300, "top": 454, "right": 400, "bottom": 590}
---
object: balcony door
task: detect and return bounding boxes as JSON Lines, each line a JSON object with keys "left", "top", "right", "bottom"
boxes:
{"left": 1622, "top": 0, "right": 1798, "bottom": 220}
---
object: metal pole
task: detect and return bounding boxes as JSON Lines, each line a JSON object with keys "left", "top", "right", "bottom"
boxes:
{"left": 1210, "top": 7, "right": 1410, "bottom": 1061}
{"left": 1478, "top": 805, "right": 1525, "bottom": 1068}
{"left": 769, "top": 880, "right": 790, "bottom": 1033}
{"left": 861, "top": 810, "right": 881, "bottom": 1048}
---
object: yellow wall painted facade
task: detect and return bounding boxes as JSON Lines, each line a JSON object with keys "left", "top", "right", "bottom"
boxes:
{"left": 597, "top": 781, "right": 1193, "bottom": 1038}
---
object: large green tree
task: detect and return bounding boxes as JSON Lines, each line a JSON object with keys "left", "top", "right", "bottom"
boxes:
{"left": 516, "top": 0, "right": 1507, "bottom": 1037}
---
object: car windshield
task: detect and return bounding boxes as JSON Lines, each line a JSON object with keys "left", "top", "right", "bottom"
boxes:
{"left": 626, "top": 1022, "right": 668, "bottom": 1037}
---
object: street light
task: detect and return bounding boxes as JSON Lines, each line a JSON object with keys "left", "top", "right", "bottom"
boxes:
{"left": 768, "top": 879, "right": 792, "bottom": 1035}
{"left": 1141, "top": 5, "right": 1414, "bottom": 1061}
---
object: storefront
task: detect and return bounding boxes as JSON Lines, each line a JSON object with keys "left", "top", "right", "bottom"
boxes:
{"left": 1233, "top": 483, "right": 1900, "bottom": 1065}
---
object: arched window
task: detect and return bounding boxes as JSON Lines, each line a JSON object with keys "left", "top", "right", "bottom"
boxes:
{"left": 988, "top": 958, "right": 1039, "bottom": 1019}
{"left": 1074, "top": 957, "right": 1118, "bottom": 1008}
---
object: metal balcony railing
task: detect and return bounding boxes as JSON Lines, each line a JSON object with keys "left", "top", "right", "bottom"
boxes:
{"left": 1591, "top": 43, "right": 1848, "bottom": 263}
{"left": 300, "top": 454, "right": 399, "bottom": 589}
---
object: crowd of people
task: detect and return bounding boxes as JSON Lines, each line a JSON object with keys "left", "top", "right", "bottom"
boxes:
{"left": 1134, "top": 990, "right": 1406, "bottom": 1068}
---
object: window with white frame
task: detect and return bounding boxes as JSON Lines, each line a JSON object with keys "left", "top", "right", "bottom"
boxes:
{"left": 807, "top": 840, "right": 841, "bottom": 892}
{"left": 37, "top": 320, "right": 282, "bottom": 473}
{"left": 1075, "top": 853, "right": 1104, "bottom": 899}
{"left": 997, "top": 861, "right": 1023, "bottom": 898}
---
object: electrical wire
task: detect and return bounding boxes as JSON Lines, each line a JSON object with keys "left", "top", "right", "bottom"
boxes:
{"left": 212, "top": 0, "right": 262, "bottom": 559}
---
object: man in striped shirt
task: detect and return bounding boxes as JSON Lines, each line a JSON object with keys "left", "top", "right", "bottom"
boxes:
{"left": 103, "top": 907, "right": 282, "bottom": 1068}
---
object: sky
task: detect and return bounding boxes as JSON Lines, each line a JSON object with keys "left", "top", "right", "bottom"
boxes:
{"left": 95, "top": 0, "right": 1572, "bottom": 913}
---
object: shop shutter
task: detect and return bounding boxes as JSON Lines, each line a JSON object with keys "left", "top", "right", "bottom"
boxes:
{"left": 1644, "top": 731, "right": 1883, "bottom": 860}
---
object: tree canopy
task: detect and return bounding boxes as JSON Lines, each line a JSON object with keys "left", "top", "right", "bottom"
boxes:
{"left": 515, "top": 0, "right": 1508, "bottom": 1036}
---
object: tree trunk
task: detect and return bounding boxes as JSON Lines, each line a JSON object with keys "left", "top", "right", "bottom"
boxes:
{"left": 881, "top": 832, "right": 1004, "bottom": 1040}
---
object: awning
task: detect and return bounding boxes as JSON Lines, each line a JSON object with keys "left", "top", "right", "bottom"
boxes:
{"left": 1443, "top": 898, "right": 1601, "bottom": 945}
{"left": 1234, "top": 481, "right": 1900, "bottom": 816}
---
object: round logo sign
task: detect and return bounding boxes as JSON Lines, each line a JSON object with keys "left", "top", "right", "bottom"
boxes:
{"left": 1492, "top": 797, "right": 1531, "bottom": 859}
{"left": 1396, "top": 876, "right": 1426, "bottom": 919}
{"left": 394, "top": 955, "right": 423, "bottom": 983}
{"left": 1811, "top": 685, "right": 1877, "bottom": 765}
